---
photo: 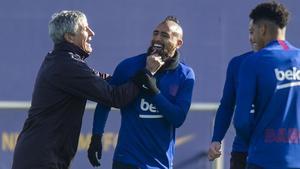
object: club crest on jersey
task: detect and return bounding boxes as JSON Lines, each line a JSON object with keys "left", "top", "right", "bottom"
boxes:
{"left": 169, "top": 85, "right": 179, "bottom": 96}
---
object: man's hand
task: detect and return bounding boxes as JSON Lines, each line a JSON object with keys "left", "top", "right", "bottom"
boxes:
{"left": 146, "top": 54, "right": 165, "bottom": 75}
{"left": 208, "top": 141, "right": 222, "bottom": 161}
{"left": 88, "top": 134, "right": 103, "bottom": 167}
{"left": 132, "top": 70, "right": 160, "bottom": 95}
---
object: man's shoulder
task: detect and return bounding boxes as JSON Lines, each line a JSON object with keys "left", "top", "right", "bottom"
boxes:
{"left": 118, "top": 53, "right": 146, "bottom": 67}
{"left": 230, "top": 51, "right": 254, "bottom": 64}
{"left": 113, "top": 53, "right": 146, "bottom": 77}
{"left": 178, "top": 62, "right": 193, "bottom": 71}
{"left": 178, "top": 62, "right": 195, "bottom": 79}
{"left": 49, "top": 50, "right": 87, "bottom": 65}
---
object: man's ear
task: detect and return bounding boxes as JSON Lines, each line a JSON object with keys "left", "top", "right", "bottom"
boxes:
{"left": 260, "top": 23, "right": 267, "bottom": 36}
{"left": 176, "top": 39, "right": 183, "bottom": 49}
{"left": 64, "top": 33, "right": 74, "bottom": 43}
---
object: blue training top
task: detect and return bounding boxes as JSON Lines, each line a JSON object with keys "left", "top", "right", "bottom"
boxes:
{"left": 234, "top": 40, "right": 300, "bottom": 169}
{"left": 93, "top": 53, "right": 195, "bottom": 169}
{"left": 212, "top": 51, "right": 253, "bottom": 152}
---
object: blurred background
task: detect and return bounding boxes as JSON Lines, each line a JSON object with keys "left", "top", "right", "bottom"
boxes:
{"left": 1, "top": 0, "right": 300, "bottom": 168}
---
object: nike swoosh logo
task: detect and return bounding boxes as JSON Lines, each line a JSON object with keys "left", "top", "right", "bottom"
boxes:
{"left": 142, "top": 85, "right": 149, "bottom": 89}
{"left": 175, "top": 134, "right": 195, "bottom": 147}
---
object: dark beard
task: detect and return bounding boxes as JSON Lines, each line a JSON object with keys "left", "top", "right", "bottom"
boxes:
{"left": 146, "top": 45, "right": 169, "bottom": 61}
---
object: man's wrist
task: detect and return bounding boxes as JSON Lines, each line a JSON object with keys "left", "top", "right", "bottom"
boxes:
{"left": 144, "top": 68, "right": 154, "bottom": 76}
{"left": 211, "top": 141, "right": 221, "bottom": 144}
{"left": 91, "top": 134, "right": 102, "bottom": 141}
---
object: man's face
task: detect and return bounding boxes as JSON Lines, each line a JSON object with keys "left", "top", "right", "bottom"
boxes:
{"left": 69, "top": 18, "right": 95, "bottom": 54}
{"left": 249, "top": 19, "right": 265, "bottom": 51}
{"left": 149, "top": 22, "right": 182, "bottom": 60}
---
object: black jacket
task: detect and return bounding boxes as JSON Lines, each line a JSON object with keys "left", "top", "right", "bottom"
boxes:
{"left": 12, "top": 42, "right": 139, "bottom": 169}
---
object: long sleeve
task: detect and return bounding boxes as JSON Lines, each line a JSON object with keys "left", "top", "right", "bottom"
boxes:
{"left": 212, "top": 59, "right": 237, "bottom": 142}
{"left": 92, "top": 104, "right": 111, "bottom": 135}
{"left": 92, "top": 61, "right": 130, "bottom": 135}
{"left": 150, "top": 70, "right": 195, "bottom": 128}
{"left": 48, "top": 55, "right": 139, "bottom": 108}
{"left": 233, "top": 56, "right": 257, "bottom": 142}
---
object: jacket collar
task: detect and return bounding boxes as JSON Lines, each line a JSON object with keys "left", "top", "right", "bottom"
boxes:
{"left": 156, "top": 50, "right": 180, "bottom": 73}
{"left": 262, "top": 40, "right": 295, "bottom": 51}
{"left": 54, "top": 41, "right": 89, "bottom": 60}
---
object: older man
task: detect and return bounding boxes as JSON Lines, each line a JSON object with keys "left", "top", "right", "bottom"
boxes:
{"left": 12, "top": 10, "right": 162, "bottom": 169}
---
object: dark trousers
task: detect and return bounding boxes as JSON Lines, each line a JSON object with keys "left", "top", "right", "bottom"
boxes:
{"left": 230, "top": 152, "right": 248, "bottom": 169}
{"left": 112, "top": 161, "right": 140, "bottom": 169}
{"left": 246, "top": 163, "right": 264, "bottom": 169}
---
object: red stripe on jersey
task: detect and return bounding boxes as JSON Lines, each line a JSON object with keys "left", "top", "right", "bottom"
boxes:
{"left": 278, "top": 40, "right": 289, "bottom": 50}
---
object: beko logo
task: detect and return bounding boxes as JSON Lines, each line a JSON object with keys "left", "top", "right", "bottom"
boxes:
{"left": 275, "top": 67, "right": 300, "bottom": 90}
{"left": 140, "top": 98, "right": 158, "bottom": 113}
{"left": 275, "top": 67, "right": 300, "bottom": 81}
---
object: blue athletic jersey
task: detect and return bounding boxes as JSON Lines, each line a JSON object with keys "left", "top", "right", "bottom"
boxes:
{"left": 212, "top": 51, "right": 253, "bottom": 152}
{"left": 92, "top": 53, "right": 195, "bottom": 169}
{"left": 234, "top": 40, "right": 300, "bottom": 168}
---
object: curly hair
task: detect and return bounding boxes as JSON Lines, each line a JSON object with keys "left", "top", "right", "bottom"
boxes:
{"left": 249, "top": 1, "right": 289, "bottom": 28}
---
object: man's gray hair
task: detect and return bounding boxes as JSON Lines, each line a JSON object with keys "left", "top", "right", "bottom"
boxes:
{"left": 48, "top": 10, "right": 86, "bottom": 44}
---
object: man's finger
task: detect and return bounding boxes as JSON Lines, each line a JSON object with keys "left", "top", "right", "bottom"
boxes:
{"left": 88, "top": 150, "right": 100, "bottom": 167}
{"left": 208, "top": 154, "right": 215, "bottom": 161}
